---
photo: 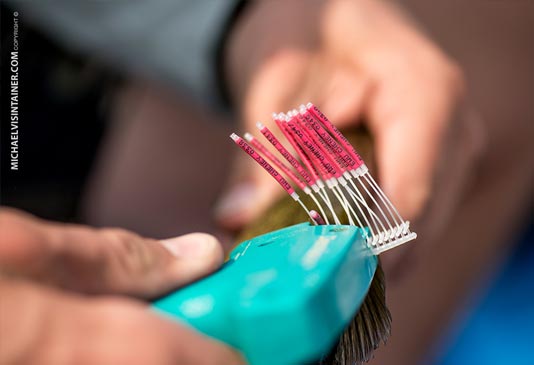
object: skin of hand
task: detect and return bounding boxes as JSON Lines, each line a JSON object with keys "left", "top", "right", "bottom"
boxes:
{"left": 215, "top": 0, "right": 467, "bottom": 245}
{"left": 0, "top": 208, "right": 244, "bottom": 365}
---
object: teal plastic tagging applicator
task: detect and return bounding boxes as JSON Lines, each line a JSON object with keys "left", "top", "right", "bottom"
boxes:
{"left": 152, "top": 223, "right": 376, "bottom": 365}
{"left": 153, "top": 103, "right": 418, "bottom": 364}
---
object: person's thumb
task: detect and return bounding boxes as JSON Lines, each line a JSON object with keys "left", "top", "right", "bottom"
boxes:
{"left": 0, "top": 208, "right": 224, "bottom": 299}
{"left": 214, "top": 135, "right": 286, "bottom": 231}
{"left": 214, "top": 53, "right": 301, "bottom": 230}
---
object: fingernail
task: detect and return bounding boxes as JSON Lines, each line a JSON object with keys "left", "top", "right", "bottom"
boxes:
{"left": 160, "top": 233, "right": 219, "bottom": 259}
{"left": 214, "top": 183, "right": 257, "bottom": 219}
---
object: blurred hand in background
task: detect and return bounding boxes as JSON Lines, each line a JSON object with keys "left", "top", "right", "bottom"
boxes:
{"left": 216, "top": 0, "right": 468, "bottom": 243}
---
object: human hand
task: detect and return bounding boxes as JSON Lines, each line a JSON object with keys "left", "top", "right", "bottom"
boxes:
{"left": 215, "top": 0, "right": 472, "bottom": 245}
{"left": 0, "top": 208, "right": 244, "bottom": 364}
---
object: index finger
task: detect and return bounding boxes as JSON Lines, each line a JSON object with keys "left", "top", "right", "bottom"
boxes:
{"left": 365, "top": 62, "right": 463, "bottom": 220}
{"left": 0, "top": 276, "right": 245, "bottom": 365}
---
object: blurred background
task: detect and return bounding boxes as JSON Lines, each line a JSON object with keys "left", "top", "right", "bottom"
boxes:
{"left": 1, "top": 1, "right": 532, "bottom": 364}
